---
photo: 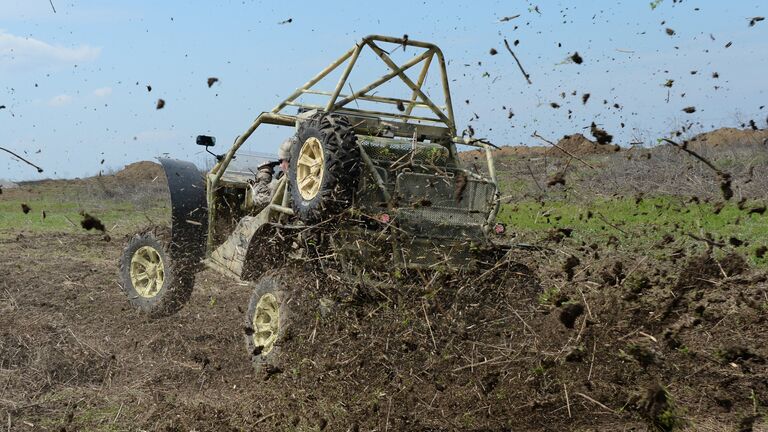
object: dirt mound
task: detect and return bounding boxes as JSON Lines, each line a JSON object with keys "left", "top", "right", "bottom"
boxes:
{"left": 461, "top": 134, "right": 620, "bottom": 163}
{"left": 461, "top": 145, "right": 548, "bottom": 164}
{"left": 114, "top": 161, "right": 165, "bottom": 183}
{"left": 687, "top": 127, "right": 768, "bottom": 150}
{"left": 547, "top": 133, "right": 621, "bottom": 156}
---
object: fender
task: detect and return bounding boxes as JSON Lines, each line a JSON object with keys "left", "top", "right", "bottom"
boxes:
{"left": 159, "top": 158, "right": 208, "bottom": 265}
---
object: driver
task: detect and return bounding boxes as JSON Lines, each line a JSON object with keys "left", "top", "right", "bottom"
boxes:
{"left": 249, "top": 136, "right": 296, "bottom": 211}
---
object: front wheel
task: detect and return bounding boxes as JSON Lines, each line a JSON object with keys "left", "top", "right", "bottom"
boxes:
{"left": 118, "top": 227, "right": 194, "bottom": 317}
{"left": 244, "top": 272, "right": 292, "bottom": 372}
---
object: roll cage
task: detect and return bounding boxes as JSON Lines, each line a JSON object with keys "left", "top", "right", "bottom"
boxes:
{"left": 204, "top": 35, "right": 500, "bottom": 253}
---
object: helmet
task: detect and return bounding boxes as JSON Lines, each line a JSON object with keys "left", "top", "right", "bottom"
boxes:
{"left": 278, "top": 136, "right": 297, "bottom": 161}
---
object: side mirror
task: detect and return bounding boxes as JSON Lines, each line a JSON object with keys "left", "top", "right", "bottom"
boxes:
{"left": 196, "top": 135, "right": 216, "bottom": 147}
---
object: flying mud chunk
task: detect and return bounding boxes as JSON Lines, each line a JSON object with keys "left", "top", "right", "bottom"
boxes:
{"left": 80, "top": 212, "right": 105, "bottom": 232}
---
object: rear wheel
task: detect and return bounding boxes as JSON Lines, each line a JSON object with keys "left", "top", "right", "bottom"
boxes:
{"left": 244, "top": 272, "right": 292, "bottom": 372}
{"left": 289, "top": 112, "right": 361, "bottom": 223}
{"left": 118, "top": 227, "right": 194, "bottom": 316}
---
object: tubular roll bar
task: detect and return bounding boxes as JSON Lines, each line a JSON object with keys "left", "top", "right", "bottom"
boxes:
{"left": 205, "top": 35, "right": 499, "bottom": 253}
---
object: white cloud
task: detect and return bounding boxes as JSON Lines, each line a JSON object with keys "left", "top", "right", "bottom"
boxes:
{"left": 0, "top": 29, "right": 100, "bottom": 69}
{"left": 48, "top": 94, "right": 73, "bottom": 107}
{"left": 93, "top": 87, "right": 112, "bottom": 97}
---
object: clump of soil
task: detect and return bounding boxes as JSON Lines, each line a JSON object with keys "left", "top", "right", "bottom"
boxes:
{"left": 559, "top": 303, "right": 584, "bottom": 328}
{"left": 590, "top": 123, "right": 614, "bottom": 145}
{"left": 80, "top": 212, "right": 106, "bottom": 232}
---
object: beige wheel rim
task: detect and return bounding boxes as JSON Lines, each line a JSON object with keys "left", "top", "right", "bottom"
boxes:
{"left": 296, "top": 137, "right": 324, "bottom": 200}
{"left": 130, "top": 246, "right": 165, "bottom": 298}
{"left": 252, "top": 293, "right": 279, "bottom": 355}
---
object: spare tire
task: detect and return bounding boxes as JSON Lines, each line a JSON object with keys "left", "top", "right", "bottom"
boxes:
{"left": 289, "top": 112, "right": 361, "bottom": 223}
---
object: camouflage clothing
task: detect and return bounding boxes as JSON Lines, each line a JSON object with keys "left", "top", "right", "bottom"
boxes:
{"left": 250, "top": 164, "right": 275, "bottom": 210}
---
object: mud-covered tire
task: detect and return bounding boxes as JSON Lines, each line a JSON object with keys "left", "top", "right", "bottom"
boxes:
{"left": 118, "top": 227, "right": 194, "bottom": 317}
{"left": 289, "top": 112, "right": 361, "bottom": 223}
{"left": 244, "top": 272, "right": 291, "bottom": 372}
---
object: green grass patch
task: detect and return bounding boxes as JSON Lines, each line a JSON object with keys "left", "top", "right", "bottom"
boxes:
{"left": 498, "top": 195, "right": 768, "bottom": 266}
{"left": 0, "top": 191, "right": 169, "bottom": 237}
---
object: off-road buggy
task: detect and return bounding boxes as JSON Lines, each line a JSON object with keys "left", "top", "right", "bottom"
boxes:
{"left": 118, "top": 35, "right": 507, "bottom": 370}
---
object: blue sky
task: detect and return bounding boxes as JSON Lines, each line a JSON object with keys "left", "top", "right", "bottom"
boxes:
{"left": 0, "top": 0, "right": 765, "bottom": 181}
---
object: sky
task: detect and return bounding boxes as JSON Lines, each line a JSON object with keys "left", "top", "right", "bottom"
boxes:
{"left": 0, "top": 0, "right": 765, "bottom": 181}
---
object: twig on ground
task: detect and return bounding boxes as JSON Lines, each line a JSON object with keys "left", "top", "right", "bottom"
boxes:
{"left": 686, "top": 232, "right": 725, "bottom": 248}
{"left": 575, "top": 392, "right": 617, "bottom": 415}
{"left": 422, "top": 300, "right": 437, "bottom": 352}
{"left": 503, "top": 39, "right": 532, "bottom": 84}
{"left": 254, "top": 413, "right": 275, "bottom": 425}
{"left": 588, "top": 340, "right": 596, "bottom": 381}
{"left": 596, "top": 212, "right": 627, "bottom": 235}
{"left": 113, "top": 403, "right": 123, "bottom": 423}
{"left": 452, "top": 355, "right": 505, "bottom": 372}
{"left": 513, "top": 309, "right": 539, "bottom": 340}
{"left": 564, "top": 384, "right": 572, "bottom": 418}
{"left": 619, "top": 255, "right": 649, "bottom": 286}
{"left": 577, "top": 287, "right": 593, "bottom": 319}
{"left": 62, "top": 215, "right": 78, "bottom": 228}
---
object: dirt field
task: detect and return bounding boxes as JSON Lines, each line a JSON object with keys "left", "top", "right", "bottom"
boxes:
{"left": 2, "top": 226, "right": 768, "bottom": 431}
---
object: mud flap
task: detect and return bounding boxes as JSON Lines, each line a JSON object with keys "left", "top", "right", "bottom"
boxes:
{"left": 159, "top": 158, "right": 208, "bottom": 265}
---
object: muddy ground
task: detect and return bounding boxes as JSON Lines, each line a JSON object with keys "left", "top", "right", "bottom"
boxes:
{"left": 2, "top": 227, "right": 768, "bottom": 431}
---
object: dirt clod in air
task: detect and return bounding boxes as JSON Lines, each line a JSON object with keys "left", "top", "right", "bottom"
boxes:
{"left": 559, "top": 303, "right": 584, "bottom": 329}
{"left": 749, "top": 16, "right": 764, "bottom": 27}
{"left": 639, "top": 384, "right": 677, "bottom": 431}
{"left": 489, "top": 48, "right": 498, "bottom": 55}
{"left": 278, "top": 18, "right": 293, "bottom": 25}
{"left": 665, "top": 28, "right": 675, "bottom": 36}
{"left": 80, "top": 212, "right": 105, "bottom": 232}
{"left": 550, "top": 102, "right": 560, "bottom": 109}
{"left": 590, "top": 122, "right": 613, "bottom": 144}
{"left": 156, "top": 99, "right": 165, "bottom": 110}
{"left": 547, "top": 171, "right": 565, "bottom": 187}
{"left": 21, "top": 203, "right": 31, "bottom": 214}
{"left": 396, "top": 100, "right": 405, "bottom": 112}
{"left": 582, "top": 93, "right": 590, "bottom": 104}
{"left": 729, "top": 237, "right": 743, "bottom": 247}
{"left": 563, "top": 255, "right": 580, "bottom": 280}
{"left": 719, "top": 174, "right": 733, "bottom": 201}
{"left": 207, "top": 77, "right": 219, "bottom": 88}
{"left": 570, "top": 52, "right": 583, "bottom": 64}
{"left": 718, "top": 344, "right": 762, "bottom": 363}
{"left": 682, "top": 106, "right": 696, "bottom": 114}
